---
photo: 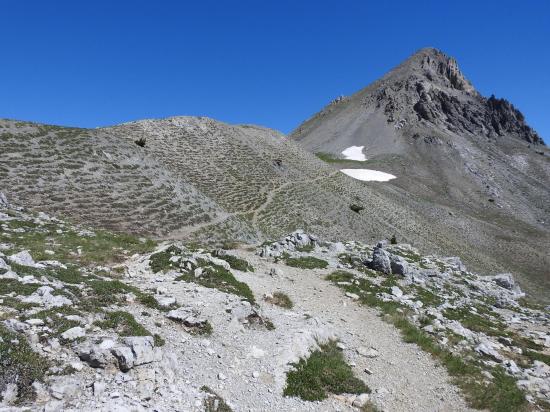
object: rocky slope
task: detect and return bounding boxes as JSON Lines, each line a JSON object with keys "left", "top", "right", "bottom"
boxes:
{"left": 291, "top": 47, "right": 550, "bottom": 300}
{"left": 1, "top": 112, "right": 549, "bottom": 303}
{"left": 1, "top": 201, "right": 549, "bottom": 411}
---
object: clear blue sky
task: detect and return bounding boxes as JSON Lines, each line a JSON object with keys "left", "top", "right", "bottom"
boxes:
{"left": 1, "top": 1, "right": 549, "bottom": 139}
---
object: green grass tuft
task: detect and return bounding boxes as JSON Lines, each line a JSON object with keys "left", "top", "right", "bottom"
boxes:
{"left": 265, "top": 292, "right": 294, "bottom": 309}
{"left": 95, "top": 311, "right": 151, "bottom": 337}
{"left": 24, "top": 306, "right": 82, "bottom": 337}
{"left": 149, "top": 245, "right": 183, "bottom": 273}
{"left": 0, "top": 279, "right": 41, "bottom": 296}
{"left": 214, "top": 253, "right": 254, "bottom": 272}
{"left": 285, "top": 256, "right": 328, "bottom": 269}
{"left": 176, "top": 263, "right": 255, "bottom": 303}
{"left": 284, "top": 340, "right": 369, "bottom": 401}
{"left": 0, "top": 324, "right": 50, "bottom": 403}
{"left": 153, "top": 334, "right": 166, "bottom": 347}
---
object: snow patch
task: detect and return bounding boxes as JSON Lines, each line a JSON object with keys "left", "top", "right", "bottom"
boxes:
{"left": 341, "top": 146, "right": 366, "bottom": 161}
{"left": 340, "top": 169, "right": 396, "bottom": 182}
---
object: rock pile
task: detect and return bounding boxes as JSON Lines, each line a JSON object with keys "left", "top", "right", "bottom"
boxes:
{"left": 258, "top": 230, "right": 318, "bottom": 258}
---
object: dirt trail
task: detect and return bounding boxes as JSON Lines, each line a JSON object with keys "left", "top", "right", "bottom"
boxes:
{"left": 162, "top": 171, "right": 341, "bottom": 240}
{"left": 232, "top": 250, "right": 474, "bottom": 412}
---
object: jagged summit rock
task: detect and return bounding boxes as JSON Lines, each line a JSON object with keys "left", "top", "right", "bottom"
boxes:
{"left": 392, "top": 47, "right": 478, "bottom": 95}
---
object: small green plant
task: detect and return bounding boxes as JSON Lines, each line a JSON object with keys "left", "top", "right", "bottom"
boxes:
{"left": 149, "top": 245, "right": 183, "bottom": 273}
{"left": 24, "top": 306, "right": 82, "bottom": 337}
{"left": 284, "top": 256, "right": 328, "bottom": 269}
{"left": 443, "top": 307, "right": 505, "bottom": 337}
{"left": 213, "top": 253, "right": 254, "bottom": 272}
{"left": 265, "top": 292, "right": 294, "bottom": 309}
{"left": 176, "top": 263, "right": 255, "bottom": 303}
{"left": 153, "top": 334, "right": 166, "bottom": 347}
{"left": 524, "top": 350, "right": 550, "bottom": 366}
{"left": 295, "top": 243, "right": 315, "bottom": 252}
{"left": 284, "top": 340, "right": 369, "bottom": 401}
{"left": 0, "top": 217, "right": 156, "bottom": 266}
{"left": 194, "top": 320, "right": 213, "bottom": 336}
{"left": 0, "top": 325, "right": 50, "bottom": 403}
{"left": 361, "top": 402, "right": 382, "bottom": 412}
{"left": 350, "top": 204, "right": 364, "bottom": 213}
{"left": 134, "top": 137, "right": 146, "bottom": 147}
{"left": 85, "top": 279, "right": 136, "bottom": 306}
{"left": 95, "top": 311, "right": 151, "bottom": 337}
{"left": 0, "top": 279, "right": 41, "bottom": 296}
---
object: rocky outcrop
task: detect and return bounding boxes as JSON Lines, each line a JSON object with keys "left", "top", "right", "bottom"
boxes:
{"left": 419, "top": 49, "right": 477, "bottom": 95}
{"left": 412, "top": 83, "right": 543, "bottom": 144}
{"left": 485, "top": 95, "right": 543, "bottom": 144}
{"left": 258, "top": 230, "right": 318, "bottom": 258}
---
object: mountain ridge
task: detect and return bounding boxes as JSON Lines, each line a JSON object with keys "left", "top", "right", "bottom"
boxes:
{"left": 293, "top": 47, "right": 544, "bottom": 146}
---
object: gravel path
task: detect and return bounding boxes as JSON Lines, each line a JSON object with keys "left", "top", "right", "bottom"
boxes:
{"left": 234, "top": 251, "right": 474, "bottom": 412}
{"left": 119, "top": 249, "right": 474, "bottom": 412}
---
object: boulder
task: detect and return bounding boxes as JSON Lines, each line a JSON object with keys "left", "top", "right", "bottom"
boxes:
{"left": 440, "top": 256, "right": 466, "bottom": 272}
{"left": 8, "top": 250, "right": 43, "bottom": 268}
{"left": 3, "top": 318, "right": 29, "bottom": 333}
{"left": 154, "top": 295, "right": 177, "bottom": 308}
{"left": 475, "top": 341, "right": 504, "bottom": 363}
{"left": 111, "top": 336, "right": 156, "bottom": 372}
{"left": 353, "top": 393, "right": 371, "bottom": 408}
{"left": 166, "top": 307, "right": 208, "bottom": 328}
{"left": 258, "top": 231, "right": 318, "bottom": 257}
{"left": 492, "top": 273, "right": 523, "bottom": 296}
{"left": 61, "top": 327, "right": 85, "bottom": 341}
{"left": 111, "top": 346, "right": 135, "bottom": 372}
{"left": 77, "top": 340, "right": 116, "bottom": 368}
{"left": 357, "top": 346, "right": 379, "bottom": 358}
{"left": 391, "top": 286, "right": 403, "bottom": 298}
{"left": 345, "top": 292, "right": 360, "bottom": 300}
{"left": 493, "top": 273, "right": 515, "bottom": 289}
{"left": 1, "top": 383, "right": 18, "bottom": 404}
{"left": 369, "top": 245, "right": 391, "bottom": 274}
{"left": 446, "top": 320, "right": 476, "bottom": 340}
{"left": 390, "top": 255, "right": 409, "bottom": 276}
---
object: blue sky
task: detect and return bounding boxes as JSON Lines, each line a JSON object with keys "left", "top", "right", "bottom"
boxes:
{"left": 1, "top": 1, "right": 549, "bottom": 139}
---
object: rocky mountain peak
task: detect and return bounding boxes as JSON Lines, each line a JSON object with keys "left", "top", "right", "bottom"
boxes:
{"left": 401, "top": 47, "right": 477, "bottom": 95}
{"left": 375, "top": 48, "right": 545, "bottom": 145}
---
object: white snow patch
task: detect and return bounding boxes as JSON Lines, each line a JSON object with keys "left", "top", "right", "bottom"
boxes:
{"left": 341, "top": 146, "right": 366, "bottom": 161}
{"left": 340, "top": 169, "right": 396, "bottom": 182}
